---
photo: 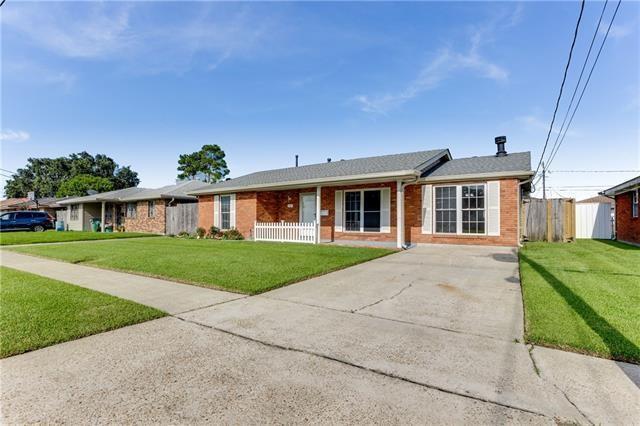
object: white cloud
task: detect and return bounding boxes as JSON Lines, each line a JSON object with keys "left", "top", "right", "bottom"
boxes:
{"left": 603, "top": 23, "right": 634, "bottom": 39}
{"left": 352, "top": 4, "right": 520, "bottom": 114}
{"left": 0, "top": 130, "right": 31, "bottom": 142}
{"left": 353, "top": 38, "right": 508, "bottom": 114}
{"left": 0, "top": 2, "right": 279, "bottom": 74}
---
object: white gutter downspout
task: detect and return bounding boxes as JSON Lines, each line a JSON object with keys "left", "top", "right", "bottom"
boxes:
{"left": 397, "top": 176, "right": 420, "bottom": 250}
{"left": 517, "top": 177, "right": 534, "bottom": 247}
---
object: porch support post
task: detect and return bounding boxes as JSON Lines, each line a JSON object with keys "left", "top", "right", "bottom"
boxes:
{"left": 316, "top": 186, "right": 321, "bottom": 244}
{"left": 396, "top": 180, "right": 404, "bottom": 249}
{"left": 100, "top": 201, "right": 106, "bottom": 233}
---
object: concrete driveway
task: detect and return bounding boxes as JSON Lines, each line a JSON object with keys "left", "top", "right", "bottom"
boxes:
{"left": 2, "top": 244, "right": 638, "bottom": 424}
{"left": 266, "top": 244, "right": 524, "bottom": 341}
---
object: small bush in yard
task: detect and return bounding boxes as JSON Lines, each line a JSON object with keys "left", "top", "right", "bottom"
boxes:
{"left": 195, "top": 227, "right": 206, "bottom": 239}
{"left": 222, "top": 229, "right": 244, "bottom": 240}
{"left": 208, "top": 226, "right": 222, "bottom": 239}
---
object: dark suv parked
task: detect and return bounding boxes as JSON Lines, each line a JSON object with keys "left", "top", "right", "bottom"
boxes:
{"left": 0, "top": 211, "right": 55, "bottom": 232}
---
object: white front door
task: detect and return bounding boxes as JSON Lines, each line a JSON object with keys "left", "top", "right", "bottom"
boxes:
{"left": 300, "top": 193, "right": 316, "bottom": 223}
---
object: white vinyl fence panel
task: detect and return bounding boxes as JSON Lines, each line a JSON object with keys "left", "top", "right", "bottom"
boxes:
{"left": 575, "top": 203, "right": 613, "bottom": 239}
{"left": 254, "top": 221, "right": 317, "bottom": 244}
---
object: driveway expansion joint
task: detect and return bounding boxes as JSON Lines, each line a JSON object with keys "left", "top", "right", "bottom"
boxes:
{"left": 173, "top": 314, "right": 553, "bottom": 421}
{"left": 262, "top": 294, "right": 520, "bottom": 344}
{"left": 528, "top": 346, "right": 594, "bottom": 426}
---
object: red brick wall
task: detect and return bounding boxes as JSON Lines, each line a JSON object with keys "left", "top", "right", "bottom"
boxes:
{"left": 405, "top": 179, "right": 520, "bottom": 247}
{"left": 123, "top": 200, "right": 166, "bottom": 234}
{"left": 615, "top": 190, "right": 640, "bottom": 244}
{"left": 198, "top": 195, "right": 214, "bottom": 231}
{"left": 195, "top": 178, "right": 521, "bottom": 246}
{"left": 236, "top": 192, "right": 257, "bottom": 238}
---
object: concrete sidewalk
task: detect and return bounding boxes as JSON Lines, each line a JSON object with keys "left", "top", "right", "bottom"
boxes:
{"left": 0, "top": 250, "right": 243, "bottom": 314}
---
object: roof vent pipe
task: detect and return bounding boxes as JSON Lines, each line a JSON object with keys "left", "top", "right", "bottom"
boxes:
{"left": 295, "top": 154, "right": 299, "bottom": 167}
{"left": 327, "top": 158, "right": 331, "bottom": 163}
{"left": 495, "top": 136, "right": 507, "bottom": 157}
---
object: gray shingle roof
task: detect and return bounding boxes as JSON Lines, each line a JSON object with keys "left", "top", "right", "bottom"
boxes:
{"left": 119, "top": 180, "right": 209, "bottom": 201}
{"left": 59, "top": 181, "right": 210, "bottom": 204}
{"left": 190, "top": 149, "right": 450, "bottom": 194}
{"left": 424, "top": 152, "right": 532, "bottom": 180}
{"left": 59, "top": 187, "right": 148, "bottom": 204}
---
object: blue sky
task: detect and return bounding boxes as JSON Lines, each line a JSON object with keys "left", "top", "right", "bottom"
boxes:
{"left": 1, "top": 1, "right": 638, "bottom": 200}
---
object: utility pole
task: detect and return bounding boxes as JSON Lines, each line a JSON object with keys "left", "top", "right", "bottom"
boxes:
{"left": 542, "top": 161, "right": 547, "bottom": 200}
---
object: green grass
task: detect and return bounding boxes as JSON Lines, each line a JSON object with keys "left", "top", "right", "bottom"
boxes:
{"left": 10, "top": 238, "right": 394, "bottom": 294}
{"left": 519, "top": 240, "right": 639, "bottom": 363}
{"left": 0, "top": 267, "right": 165, "bottom": 358}
{"left": 0, "top": 230, "right": 158, "bottom": 246}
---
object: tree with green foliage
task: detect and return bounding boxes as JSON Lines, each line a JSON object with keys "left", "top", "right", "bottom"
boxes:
{"left": 3, "top": 152, "right": 140, "bottom": 198}
{"left": 177, "top": 144, "right": 229, "bottom": 183}
{"left": 56, "top": 175, "right": 114, "bottom": 197}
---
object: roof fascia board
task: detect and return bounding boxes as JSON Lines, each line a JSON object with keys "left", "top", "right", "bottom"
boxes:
{"left": 420, "top": 170, "right": 534, "bottom": 183}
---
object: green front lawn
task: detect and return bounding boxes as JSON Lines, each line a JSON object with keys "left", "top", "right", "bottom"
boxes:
{"left": 0, "top": 230, "right": 158, "bottom": 246}
{"left": 10, "top": 238, "right": 394, "bottom": 294}
{"left": 519, "top": 240, "right": 639, "bottom": 363}
{"left": 0, "top": 267, "right": 165, "bottom": 358}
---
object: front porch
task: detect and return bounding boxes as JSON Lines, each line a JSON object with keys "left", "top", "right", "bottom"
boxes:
{"left": 205, "top": 181, "right": 406, "bottom": 248}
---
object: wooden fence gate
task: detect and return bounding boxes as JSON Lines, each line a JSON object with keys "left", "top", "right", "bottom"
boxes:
{"left": 522, "top": 198, "right": 575, "bottom": 242}
{"left": 165, "top": 202, "right": 199, "bottom": 235}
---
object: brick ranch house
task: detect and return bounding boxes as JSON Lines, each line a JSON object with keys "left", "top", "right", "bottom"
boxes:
{"left": 602, "top": 176, "right": 640, "bottom": 245}
{"left": 59, "top": 180, "right": 208, "bottom": 233}
{"left": 190, "top": 138, "right": 533, "bottom": 248}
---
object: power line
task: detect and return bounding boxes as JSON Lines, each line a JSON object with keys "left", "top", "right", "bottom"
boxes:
{"left": 546, "top": 0, "right": 609, "bottom": 168}
{"left": 546, "top": 0, "right": 623, "bottom": 168}
{"left": 533, "top": 0, "right": 586, "bottom": 180}
{"left": 0, "top": 168, "right": 16, "bottom": 174}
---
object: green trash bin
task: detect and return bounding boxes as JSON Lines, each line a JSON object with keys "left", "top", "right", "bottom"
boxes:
{"left": 90, "top": 218, "right": 101, "bottom": 232}
{"left": 104, "top": 225, "right": 113, "bottom": 233}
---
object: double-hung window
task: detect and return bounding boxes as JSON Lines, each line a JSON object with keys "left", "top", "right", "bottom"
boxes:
{"left": 435, "top": 186, "right": 457, "bottom": 233}
{"left": 70, "top": 205, "right": 79, "bottom": 221}
{"left": 126, "top": 202, "right": 137, "bottom": 219}
{"left": 461, "top": 185, "right": 485, "bottom": 234}
{"left": 147, "top": 201, "right": 155, "bottom": 218}
{"left": 220, "top": 195, "right": 231, "bottom": 229}
{"left": 344, "top": 191, "right": 361, "bottom": 231}
{"left": 633, "top": 189, "right": 639, "bottom": 218}
{"left": 435, "top": 184, "right": 487, "bottom": 234}
{"left": 344, "top": 189, "right": 382, "bottom": 232}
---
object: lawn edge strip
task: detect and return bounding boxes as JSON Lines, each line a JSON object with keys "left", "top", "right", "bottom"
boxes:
{"left": 1, "top": 266, "right": 167, "bottom": 359}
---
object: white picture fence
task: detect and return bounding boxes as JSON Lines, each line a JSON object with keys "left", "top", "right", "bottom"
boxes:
{"left": 254, "top": 221, "right": 317, "bottom": 244}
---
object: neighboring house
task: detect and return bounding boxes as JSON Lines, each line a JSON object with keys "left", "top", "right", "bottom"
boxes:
{"left": 58, "top": 181, "right": 209, "bottom": 233}
{"left": 602, "top": 176, "right": 640, "bottom": 245}
{"left": 189, "top": 137, "right": 533, "bottom": 247}
{"left": 0, "top": 197, "right": 67, "bottom": 217}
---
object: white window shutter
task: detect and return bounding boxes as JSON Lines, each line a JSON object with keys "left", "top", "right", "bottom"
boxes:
{"left": 422, "top": 185, "right": 433, "bottom": 234}
{"left": 334, "top": 190, "right": 343, "bottom": 232}
{"left": 487, "top": 181, "right": 501, "bottom": 236}
{"left": 230, "top": 194, "right": 236, "bottom": 229}
{"left": 213, "top": 195, "right": 220, "bottom": 228}
{"left": 381, "top": 187, "right": 391, "bottom": 233}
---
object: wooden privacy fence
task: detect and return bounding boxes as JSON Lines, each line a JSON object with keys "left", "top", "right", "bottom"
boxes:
{"left": 254, "top": 221, "right": 317, "bottom": 244}
{"left": 165, "top": 202, "right": 198, "bottom": 235}
{"left": 522, "top": 198, "right": 575, "bottom": 242}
